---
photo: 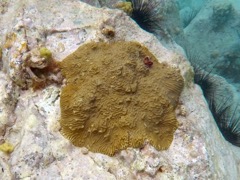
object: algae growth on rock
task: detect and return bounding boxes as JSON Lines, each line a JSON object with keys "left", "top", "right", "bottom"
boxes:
{"left": 59, "top": 41, "right": 184, "bottom": 156}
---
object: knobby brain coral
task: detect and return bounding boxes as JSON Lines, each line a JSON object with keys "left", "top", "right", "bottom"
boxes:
{"left": 59, "top": 41, "right": 184, "bottom": 156}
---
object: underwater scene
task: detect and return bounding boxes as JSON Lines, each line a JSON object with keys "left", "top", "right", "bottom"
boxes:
{"left": 0, "top": 0, "right": 240, "bottom": 179}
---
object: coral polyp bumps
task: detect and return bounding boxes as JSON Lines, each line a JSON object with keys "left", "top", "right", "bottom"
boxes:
{"left": 59, "top": 41, "right": 184, "bottom": 156}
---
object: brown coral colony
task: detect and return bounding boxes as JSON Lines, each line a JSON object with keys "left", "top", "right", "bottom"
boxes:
{"left": 59, "top": 41, "right": 184, "bottom": 156}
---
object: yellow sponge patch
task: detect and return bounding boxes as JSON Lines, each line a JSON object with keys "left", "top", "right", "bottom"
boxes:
{"left": 0, "top": 142, "right": 14, "bottom": 154}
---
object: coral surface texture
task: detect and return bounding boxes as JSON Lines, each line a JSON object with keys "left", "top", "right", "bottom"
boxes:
{"left": 60, "top": 41, "right": 183, "bottom": 156}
